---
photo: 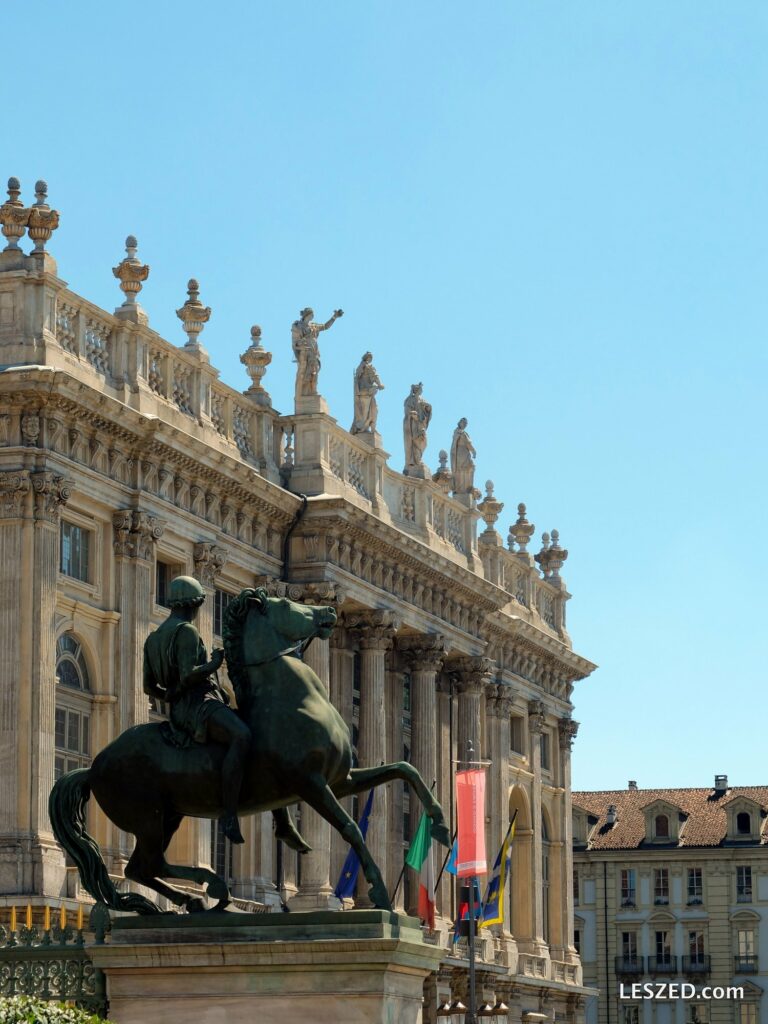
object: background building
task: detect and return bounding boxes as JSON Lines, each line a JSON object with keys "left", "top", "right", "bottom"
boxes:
{"left": 0, "top": 177, "right": 596, "bottom": 1020}
{"left": 574, "top": 779, "right": 768, "bottom": 1024}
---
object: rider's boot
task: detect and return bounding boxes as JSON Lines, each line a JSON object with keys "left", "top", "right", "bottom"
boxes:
{"left": 220, "top": 814, "right": 245, "bottom": 845}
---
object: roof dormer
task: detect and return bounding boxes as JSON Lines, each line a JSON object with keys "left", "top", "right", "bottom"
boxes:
{"left": 723, "top": 795, "right": 765, "bottom": 843}
{"left": 641, "top": 798, "right": 685, "bottom": 844}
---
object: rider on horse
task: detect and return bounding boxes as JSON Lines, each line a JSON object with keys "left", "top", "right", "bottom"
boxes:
{"left": 143, "top": 575, "right": 250, "bottom": 845}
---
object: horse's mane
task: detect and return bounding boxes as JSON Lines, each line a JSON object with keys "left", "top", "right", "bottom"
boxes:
{"left": 222, "top": 588, "right": 267, "bottom": 706}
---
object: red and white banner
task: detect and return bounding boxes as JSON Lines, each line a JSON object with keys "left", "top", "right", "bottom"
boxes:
{"left": 455, "top": 768, "right": 487, "bottom": 877}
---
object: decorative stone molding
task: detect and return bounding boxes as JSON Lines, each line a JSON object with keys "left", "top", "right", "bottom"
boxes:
{"left": 0, "top": 470, "right": 29, "bottom": 518}
{"left": 398, "top": 634, "right": 446, "bottom": 673}
{"left": 21, "top": 412, "right": 41, "bottom": 447}
{"left": 490, "top": 683, "right": 515, "bottom": 719}
{"left": 558, "top": 717, "right": 579, "bottom": 750}
{"left": 112, "top": 509, "right": 165, "bottom": 560}
{"left": 193, "top": 542, "right": 228, "bottom": 587}
{"left": 527, "top": 698, "right": 546, "bottom": 734}
{"left": 254, "top": 576, "right": 347, "bottom": 607}
{"left": 347, "top": 608, "right": 400, "bottom": 651}
{"left": 31, "top": 471, "right": 71, "bottom": 522}
{"left": 451, "top": 655, "right": 496, "bottom": 694}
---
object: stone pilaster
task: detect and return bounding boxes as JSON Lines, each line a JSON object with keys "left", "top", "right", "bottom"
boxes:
{"left": 385, "top": 658, "right": 405, "bottom": 909}
{"left": 289, "top": 634, "right": 340, "bottom": 910}
{"left": 527, "top": 698, "right": 548, "bottom": 954}
{"left": 558, "top": 716, "right": 580, "bottom": 963}
{"left": 452, "top": 656, "right": 495, "bottom": 764}
{"left": 329, "top": 624, "right": 354, "bottom": 886}
{"left": 486, "top": 682, "right": 516, "bottom": 936}
{"left": 112, "top": 509, "right": 164, "bottom": 865}
{"left": 348, "top": 609, "right": 399, "bottom": 897}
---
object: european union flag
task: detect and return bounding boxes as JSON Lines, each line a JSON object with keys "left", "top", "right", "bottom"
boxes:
{"left": 445, "top": 838, "right": 458, "bottom": 876}
{"left": 333, "top": 789, "right": 375, "bottom": 899}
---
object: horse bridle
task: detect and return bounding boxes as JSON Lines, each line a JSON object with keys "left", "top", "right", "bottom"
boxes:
{"left": 250, "top": 634, "right": 315, "bottom": 669}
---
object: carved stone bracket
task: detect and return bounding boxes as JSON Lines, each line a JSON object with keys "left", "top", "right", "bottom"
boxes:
{"left": 397, "top": 634, "right": 446, "bottom": 674}
{"left": 527, "top": 698, "right": 546, "bottom": 734}
{"left": 193, "top": 542, "right": 228, "bottom": 587}
{"left": 489, "top": 683, "right": 515, "bottom": 719}
{"left": 112, "top": 509, "right": 165, "bottom": 560}
{"left": 451, "top": 655, "right": 496, "bottom": 694}
{"left": 31, "top": 471, "right": 71, "bottom": 522}
{"left": 346, "top": 608, "right": 400, "bottom": 651}
{"left": 0, "top": 470, "right": 30, "bottom": 519}
{"left": 558, "top": 717, "right": 579, "bottom": 750}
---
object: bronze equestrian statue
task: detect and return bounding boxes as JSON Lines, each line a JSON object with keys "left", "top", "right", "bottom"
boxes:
{"left": 49, "top": 585, "right": 450, "bottom": 914}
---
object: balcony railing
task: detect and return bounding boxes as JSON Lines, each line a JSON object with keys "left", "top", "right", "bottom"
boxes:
{"left": 735, "top": 955, "right": 759, "bottom": 974}
{"left": 615, "top": 956, "right": 645, "bottom": 975}
{"left": 737, "top": 891, "right": 753, "bottom": 903}
{"left": 682, "top": 955, "right": 710, "bottom": 974}
{"left": 648, "top": 956, "right": 677, "bottom": 974}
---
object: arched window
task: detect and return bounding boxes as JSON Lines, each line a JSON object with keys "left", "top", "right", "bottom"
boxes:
{"left": 55, "top": 633, "right": 92, "bottom": 780}
{"left": 737, "top": 812, "right": 752, "bottom": 836}
{"left": 655, "top": 814, "right": 670, "bottom": 838}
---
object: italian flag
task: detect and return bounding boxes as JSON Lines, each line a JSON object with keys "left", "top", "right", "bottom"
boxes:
{"left": 405, "top": 810, "right": 435, "bottom": 929}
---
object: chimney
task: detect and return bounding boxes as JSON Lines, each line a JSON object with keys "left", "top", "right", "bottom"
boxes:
{"left": 606, "top": 804, "right": 618, "bottom": 825}
{"left": 628, "top": 780, "right": 638, "bottom": 791}
{"left": 714, "top": 774, "right": 728, "bottom": 794}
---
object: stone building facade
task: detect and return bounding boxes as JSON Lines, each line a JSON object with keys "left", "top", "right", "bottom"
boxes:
{"left": 574, "top": 780, "right": 768, "bottom": 1024}
{"left": 0, "top": 178, "right": 596, "bottom": 1020}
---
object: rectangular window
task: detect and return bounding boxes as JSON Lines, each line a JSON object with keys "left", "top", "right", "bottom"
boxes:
{"left": 510, "top": 716, "right": 525, "bottom": 754}
{"left": 739, "top": 1006, "right": 757, "bottom": 1024}
{"left": 540, "top": 731, "right": 551, "bottom": 771}
{"left": 621, "top": 869, "right": 636, "bottom": 906}
{"left": 573, "top": 928, "right": 581, "bottom": 955}
{"left": 688, "top": 930, "right": 705, "bottom": 962}
{"left": 54, "top": 706, "right": 91, "bottom": 779}
{"left": 738, "top": 929, "right": 755, "bottom": 957}
{"left": 156, "top": 561, "right": 171, "bottom": 608}
{"left": 213, "top": 588, "right": 233, "bottom": 638}
{"left": 573, "top": 868, "right": 580, "bottom": 906}
{"left": 654, "top": 867, "right": 669, "bottom": 904}
{"left": 621, "top": 931, "right": 638, "bottom": 959}
{"left": 210, "top": 820, "right": 233, "bottom": 880}
{"left": 687, "top": 867, "right": 703, "bottom": 903}
{"left": 622, "top": 1008, "right": 639, "bottom": 1024}
{"left": 737, "top": 866, "right": 753, "bottom": 903}
{"left": 402, "top": 673, "right": 412, "bottom": 730}
{"left": 655, "top": 930, "right": 672, "bottom": 962}
{"left": 60, "top": 522, "right": 91, "bottom": 582}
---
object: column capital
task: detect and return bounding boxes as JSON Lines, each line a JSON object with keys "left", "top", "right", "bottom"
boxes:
{"left": 31, "top": 471, "right": 71, "bottom": 523}
{"left": 527, "top": 698, "right": 546, "bottom": 733}
{"left": 451, "top": 655, "right": 496, "bottom": 694}
{"left": 558, "top": 717, "right": 579, "bottom": 750}
{"left": 347, "top": 609, "right": 400, "bottom": 651}
{"left": 254, "top": 576, "right": 347, "bottom": 606}
{"left": 397, "top": 633, "right": 446, "bottom": 673}
{"left": 0, "top": 470, "right": 29, "bottom": 519}
{"left": 193, "top": 542, "right": 228, "bottom": 587}
{"left": 487, "top": 683, "right": 515, "bottom": 719}
{"left": 112, "top": 509, "right": 165, "bottom": 560}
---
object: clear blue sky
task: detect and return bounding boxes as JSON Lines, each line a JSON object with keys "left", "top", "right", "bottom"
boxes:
{"left": 6, "top": 2, "right": 766, "bottom": 790}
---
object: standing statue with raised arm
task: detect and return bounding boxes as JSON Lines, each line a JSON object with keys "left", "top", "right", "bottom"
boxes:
{"left": 403, "top": 382, "right": 432, "bottom": 478}
{"left": 350, "top": 352, "right": 385, "bottom": 435}
{"left": 291, "top": 306, "right": 344, "bottom": 399}
{"left": 450, "top": 417, "right": 477, "bottom": 496}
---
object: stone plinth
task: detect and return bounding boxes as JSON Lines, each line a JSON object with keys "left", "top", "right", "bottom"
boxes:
{"left": 90, "top": 909, "right": 443, "bottom": 1024}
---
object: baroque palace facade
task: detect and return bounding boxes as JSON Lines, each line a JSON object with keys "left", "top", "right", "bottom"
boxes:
{"left": 0, "top": 178, "right": 596, "bottom": 1021}
{"left": 574, "top": 781, "right": 768, "bottom": 1024}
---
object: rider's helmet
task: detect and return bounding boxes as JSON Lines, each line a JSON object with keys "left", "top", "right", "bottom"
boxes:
{"left": 167, "top": 575, "right": 206, "bottom": 609}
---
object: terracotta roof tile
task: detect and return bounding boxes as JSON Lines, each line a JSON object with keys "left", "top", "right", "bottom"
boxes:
{"left": 572, "top": 786, "right": 768, "bottom": 850}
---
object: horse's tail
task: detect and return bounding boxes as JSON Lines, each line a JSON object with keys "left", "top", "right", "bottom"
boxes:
{"left": 49, "top": 768, "right": 161, "bottom": 915}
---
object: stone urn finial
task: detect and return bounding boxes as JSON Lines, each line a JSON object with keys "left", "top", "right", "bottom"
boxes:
{"left": 546, "top": 528, "right": 568, "bottom": 581}
{"left": 534, "top": 531, "right": 552, "bottom": 577}
{"left": 477, "top": 479, "right": 504, "bottom": 536}
{"left": 432, "top": 449, "right": 452, "bottom": 493}
{"left": 240, "top": 325, "right": 273, "bottom": 406}
{"left": 176, "top": 278, "right": 211, "bottom": 357}
{"left": 26, "top": 179, "right": 60, "bottom": 255}
{"left": 113, "top": 235, "right": 150, "bottom": 319}
{"left": 508, "top": 502, "right": 536, "bottom": 562}
{"left": 0, "top": 177, "right": 30, "bottom": 252}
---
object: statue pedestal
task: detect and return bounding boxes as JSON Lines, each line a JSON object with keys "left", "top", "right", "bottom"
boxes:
{"left": 295, "top": 394, "right": 329, "bottom": 415}
{"left": 90, "top": 909, "right": 443, "bottom": 1024}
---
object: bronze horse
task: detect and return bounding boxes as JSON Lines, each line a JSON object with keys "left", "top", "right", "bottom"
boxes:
{"left": 49, "top": 589, "right": 450, "bottom": 914}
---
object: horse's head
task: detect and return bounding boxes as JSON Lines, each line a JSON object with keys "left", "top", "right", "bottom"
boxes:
{"left": 263, "top": 595, "right": 338, "bottom": 644}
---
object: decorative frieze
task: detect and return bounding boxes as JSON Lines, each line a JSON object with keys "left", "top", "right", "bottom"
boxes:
{"left": 112, "top": 509, "right": 165, "bottom": 560}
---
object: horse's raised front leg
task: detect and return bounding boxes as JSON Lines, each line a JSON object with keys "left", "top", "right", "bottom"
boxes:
{"left": 333, "top": 763, "right": 451, "bottom": 847}
{"left": 298, "top": 773, "right": 392, "bottom": 912}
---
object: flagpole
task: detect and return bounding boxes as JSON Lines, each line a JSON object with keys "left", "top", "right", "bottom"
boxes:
{"left": 390, "top": 779, "right": 437, "bottom": 907}
{"left": 434, "top": 829, "right": 457, "bottom": 889}
{"left": 466, "top": 876, "right": 478, "bottom": 1024}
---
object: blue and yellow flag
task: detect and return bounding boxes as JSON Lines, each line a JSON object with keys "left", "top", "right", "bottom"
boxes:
{"left": 333, "top": 789, "right": 374, "bottom": 899}
{"left": 480, "top": 812, "right": 517, "bottom": 927}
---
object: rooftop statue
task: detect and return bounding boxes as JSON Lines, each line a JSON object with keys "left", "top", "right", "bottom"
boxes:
{"left": 350, "top": 351, "right": 384, "bottom": 435}
{"left": 450, "top": 417, "right": 477, "bottom": 496}
{"left": 50, "top": 581, "right": 449, "bottom": 915}
{"left": 403, "top": 382, "right": 432, "bottom": 478}
{"left": 291, "top": 306, "right": 344, "bottom": 399}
